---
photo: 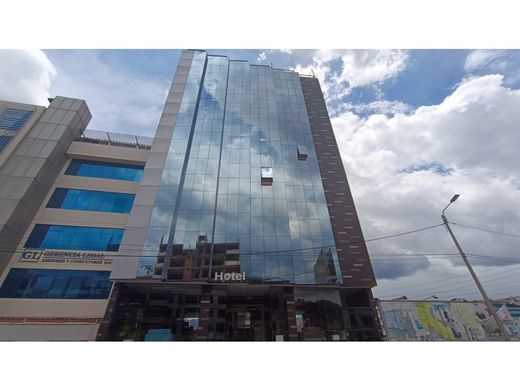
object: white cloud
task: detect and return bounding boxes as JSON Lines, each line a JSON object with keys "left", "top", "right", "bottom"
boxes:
{"left": 291, "top": 50, "right": 409, "bottom": 112}
{"left": 0, "top": 50, "right": 56, "bottom": 106}
{"left": 292, "top": 56, "right": 347, "bottom": 105}
{"left": 46, "top": 51, "right": 170, "bottom": 137}
{"left": 465, "top": 49, "right": 507, "bottom": 72}
{"left": 465, "top": 49, "right": 520, "bottom": 86}
{"left": 337, "top": 50, "right": 409, "bottom": 88}
{"left": 257, "top": 51, "right": 267, "bottom": 63}
{"left": 332, "top": 74, "right": 520, "bottom": 298}
{"left": 341, "top": 99, "right": 413, "bottom": 116}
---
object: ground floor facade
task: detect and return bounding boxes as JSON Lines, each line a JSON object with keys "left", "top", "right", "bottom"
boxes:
{"left": 96, "top": 282, "right": 381, "bottom": 341}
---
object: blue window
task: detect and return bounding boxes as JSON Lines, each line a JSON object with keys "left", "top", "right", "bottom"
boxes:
{"left": 0, "top": 135, "right": 13, "bottom": 152}
{"left": 65, "top": 159, "right": 144, "bottom": 182}
{"left": 0, "top": 268, "right": 111, "bottom": 299}
{"left": 47, "top": 188, "right": 135, "bottom": 214}
{"left": 0, "top": 108, "right": 33, "bottom": 131}
{"left": 25, "top": 224, "right": 124, "bottom": 252}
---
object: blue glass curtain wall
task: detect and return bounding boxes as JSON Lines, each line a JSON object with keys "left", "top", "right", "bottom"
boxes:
{"left": 138, "top": 52, "right": 341, "bottom": 284}
{"left": 138, "top": 51, "right": 209, "bottom": 275}
{"left": 0, "top": 108, "right": 33, "bottom": 131}
{"left": 47, "top": 188, "right": 135, "bottom": 214}
{"left": 25, "top": 224, "right": 124, "bottom": 252}
{"left": 65, "top": 159, "right": 144, "bottom": 182}
{"left": 0, "top": 268, "right": 111, "bottom": 299}
{"left": 0, "top": 135, "right": 13, "bottom": 151}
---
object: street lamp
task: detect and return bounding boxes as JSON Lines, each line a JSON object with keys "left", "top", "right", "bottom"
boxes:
{"left": 441, "top": 194, "right": 511, "bottom": 340}
{"left": 442, "top": 194, "right": 459, "bottom": 215}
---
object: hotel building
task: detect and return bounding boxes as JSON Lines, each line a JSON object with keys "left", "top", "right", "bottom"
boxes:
{"left": 0, "top": 50, "right": 380, "bottom": 341}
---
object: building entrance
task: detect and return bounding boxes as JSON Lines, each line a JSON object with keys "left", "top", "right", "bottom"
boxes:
{"left": 229, "top": 304, "right": 265, "bottom": 341}
{"left": 224, "top": 284, "right": 289, "bottom": 341}
{"left": 101, "top": 283, "right": 381, "bottom": 341}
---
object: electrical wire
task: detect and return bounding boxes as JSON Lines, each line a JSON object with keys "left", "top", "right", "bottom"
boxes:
{"left": 376, "top": 269, "right": 520, "bottom": 298}
{"left": 376, "top": 269, "right": 520, "bottom": 299}
{"left": 364, "top": 223, "right": 445, "bottom": 242}
{"left": 450, "top": 221, "right": 520, "bottom": 239}
{"left": 0, "top": 222, "right": 447, "bottom": 257}
{"left": 372, "top": 262, "right": 520, "bottom": 294}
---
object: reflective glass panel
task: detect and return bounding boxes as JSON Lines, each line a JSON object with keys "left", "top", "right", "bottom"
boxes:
{"left": 47, "top": 188, "right": 135, "bottom": 214}
{"left": 25, "top": 224, "right": 124, "bottom": 252}
{"left": 65, "top": 159, "right": 144, "bottom": 182}
{"left": 0, "top": 268, "right": 111, "bottom": 299}
{"left": 0, "top": 108, "right": 33, "bottom": 131}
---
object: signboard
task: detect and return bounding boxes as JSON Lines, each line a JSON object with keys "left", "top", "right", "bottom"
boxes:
{"left": 19, "top": 249, "right": 113, "bottom": 265}
{"left": 213, "top": 272, "right": 246, "bottom": 282}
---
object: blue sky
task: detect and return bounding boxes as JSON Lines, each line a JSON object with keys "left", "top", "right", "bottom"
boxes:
{"left": 2, "top": 48, "right": 520, "bottom": 300}
{"left": 24, "top": 50, "right": 497, "bottom": 132}
{"left": 38, "top": 49, "right": 520, "bottom": 132}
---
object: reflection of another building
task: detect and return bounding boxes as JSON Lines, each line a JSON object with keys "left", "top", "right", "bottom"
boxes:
{"left": 151, "top": 235, "right": 240, "bottom": 280}
{"left": 313, "top": 248, "right": 337, "bottom": 284}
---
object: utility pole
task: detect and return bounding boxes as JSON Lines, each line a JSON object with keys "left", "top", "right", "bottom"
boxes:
{"left": 441, "top": 194, "right": 511, "bottom": 341}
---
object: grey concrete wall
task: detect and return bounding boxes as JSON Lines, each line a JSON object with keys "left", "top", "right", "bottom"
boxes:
{"left": 0, "top": 97, "right": 91, "bottom": 274}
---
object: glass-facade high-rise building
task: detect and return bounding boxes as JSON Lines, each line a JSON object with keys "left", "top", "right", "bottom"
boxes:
{"left": 103, "top": 50, "right": 380, "bottom": 341}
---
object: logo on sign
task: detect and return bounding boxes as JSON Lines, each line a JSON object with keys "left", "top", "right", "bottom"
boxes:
{"left": 20, "top": 249, "right": 43, "bottom": 262}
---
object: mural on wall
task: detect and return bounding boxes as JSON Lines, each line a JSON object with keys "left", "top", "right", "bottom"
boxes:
{"left": 379, "top": 300, "right": 520, "bottom": 341}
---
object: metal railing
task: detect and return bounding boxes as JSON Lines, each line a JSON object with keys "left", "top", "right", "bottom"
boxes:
{"left": 79, "top": 129, "right": 153, "bottom": 149}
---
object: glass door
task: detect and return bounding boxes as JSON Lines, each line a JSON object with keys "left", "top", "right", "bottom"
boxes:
{"left": 230, "top": 305, "right": 265, "bottom": 341}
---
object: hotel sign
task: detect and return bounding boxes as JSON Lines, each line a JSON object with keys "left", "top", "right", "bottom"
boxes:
{"left": 19, "top": 249, "right": 113, "bottom": 265}
{"left": 213, "top": 272, "right": 246, "bottom": 282}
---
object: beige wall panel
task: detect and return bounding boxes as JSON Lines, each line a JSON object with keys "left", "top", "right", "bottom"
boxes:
{"left": 54, "top": 175, "right": 140, "bottom": 193}
{"left": 67, "top": 142, "right": 149, "bottom": 164}
{"left": 0, "top": 323, "right": 99, "bottom": 341}
{"left": 0, "top": 299, "right": 108, "bottom": 317}
{"left": 34, "top": 209, "right": 128, "bottom": 227}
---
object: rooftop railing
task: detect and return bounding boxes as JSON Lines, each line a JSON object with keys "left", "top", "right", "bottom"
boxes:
{"left": 78, "top": 129, "right": 153, "bottom": 150}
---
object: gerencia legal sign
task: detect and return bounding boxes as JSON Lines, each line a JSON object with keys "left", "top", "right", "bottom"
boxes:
{"left": 19, "top": 249, "right": 113, "bottom": 265}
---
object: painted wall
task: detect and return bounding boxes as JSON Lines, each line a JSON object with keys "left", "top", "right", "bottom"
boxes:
{"left": 379, "top": 300, "right": 520, "bottom": 341}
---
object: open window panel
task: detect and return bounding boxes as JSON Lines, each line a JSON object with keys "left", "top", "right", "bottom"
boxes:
{"left": 297, "top": 145, "right": 308, "bottom": 161}
{"left": 261, "top": 167, "right": 273, "bottom": 186}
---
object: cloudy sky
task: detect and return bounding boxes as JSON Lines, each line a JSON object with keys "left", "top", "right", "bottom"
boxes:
{"left": 1, "top": 49, "right": 520, "bottom": 301}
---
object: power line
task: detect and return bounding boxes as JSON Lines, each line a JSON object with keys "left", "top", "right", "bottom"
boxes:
{"left": 376, "top": 267, "right": 520, "bottom": 298}
{"left": 373, "top": 262, "right": 520, "bottom": 294}
{"left": 0, "top": 222, "right": 446, "bottom": 248}
{"left": 378, "top": 276, "right": 520, "bottom": 299}
{"left": 2, "top": 246, "right": 520, "bottom": 263}
{"left": 450, "top": 221, "right": 520, "bottom": 239}
{"left": 364, "top": 223, "right": 444, "bottom": 242}
{"left": 370, "top": 252, "right": 458, "bottom": 256}
{"left": 0, "top": 223, "right": 447, "bottom": 257}
{"left": 468, "top": 253, "right": 520, "bottom": 262}
{"left": 376, "top": 269, "right": 520, "bottom": 298}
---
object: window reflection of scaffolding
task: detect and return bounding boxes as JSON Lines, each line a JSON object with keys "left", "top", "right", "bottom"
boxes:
{"left": 154, "top": 235, "right": 240, "bottom": 280}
